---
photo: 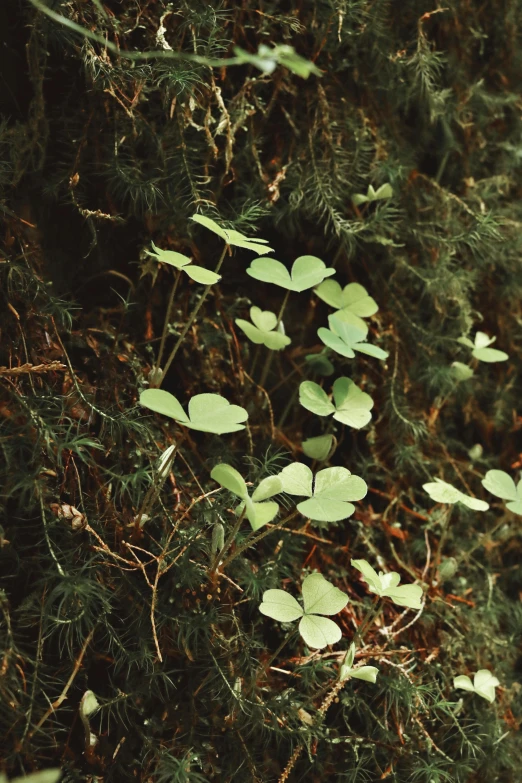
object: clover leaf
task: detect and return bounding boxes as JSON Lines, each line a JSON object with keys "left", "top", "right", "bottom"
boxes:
{"left": 140, "top": 389, "right": 248, "bottom": 434}
{"left": 451, "top": 361, "right": 474, "bottom": 381}
{"left": 6, "top": 773, "right": 62, "bottom": 783}
{"left": 351, "top": 559, "right": 423, "bottom": 609}
{"left": 211, "top": 463, "right": 282, "bottom": 531}
{"left": 278, "top": 463, "right": 367, "bottom": 523}
{"left": 246, "top": 255, "right": 336, "bottom": 292}
{"left": 422, "top": 478, "right": 489, "bottom": 511}
{"left": 453, "top": 670, "right": 500, "bottom": 703}
{"left": 305, "top": 351, "right": 335, "bottom": 376}
{"left": 352, "top": 183, "right": 393, "bottom": 206}
{"left": 318, "top": 313, "right": 388, "bottom": 360}
{"left": 259, "top": 572, "right": 348, "bottom": 649}
{"left": 339, "top": 643, "right": 379, "bottom": 683}
{"left": 481, "top": 469, "right": 522, "bottom": 515}
{"left": 458, "top": 332, "right": 508, "bottom": 363}
{"left": 147, "top": 241, "right": 221, "bottom": 284}
{"left": 190, "top": 214, "right": 274, "bottom": 255}
{"left": 233, "top": 44, "right": 321, "bottom": 79}
{"left": 314, "top": 281, "right": 378, "bottom": 331}
{"left": 299, "top": 377, "right": 374, "bottom": 429}
{"left": 235, "top": 306, "right": 291, "bottom": 351}
{"left": 302, "top": 434, "right": 335, "bottom": 461}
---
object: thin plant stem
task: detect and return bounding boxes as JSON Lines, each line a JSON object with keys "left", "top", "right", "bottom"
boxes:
{"left": 151, "top": 270, "right": 182, "bottom": 385}
{"left": 432, "top": 507, "right": 453, "bottom": 575}
{"left": 219, "top": 510, "right": 299, "bottom": 572}
{"left": 262, "top": 629, "right": 297, "bottom": 675}
{"left": 249, "top": 344, "right": 261, "bottom": 378}
{"left": 258, "top": 290, "right": 291, "bottom": 391}
{"left": 354, "top": 598, "right": 382, "bottom": 643}
{"left": 209, "top": 508, "right": 246, "bottom": 578}
{"left": 159, "top": 243, "right": 228, "bottom": 383}
{"left": 134, "top": 440, "right": 180, "bottom": 529}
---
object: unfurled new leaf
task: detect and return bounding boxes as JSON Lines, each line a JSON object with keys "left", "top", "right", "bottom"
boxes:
{"left": 302, "top": 434, "right": 335, "bottom": 461}
{"left": 147, "top": 241, "right": 221, "bottom": 284}
{"left": 279, "top": 463, "right": 367, "bottom": 523}
{"left": 482, "top": 469, "right": 522, "bottom": 515}
{"left": 458, "top": 331, "right": 508, "bottom": 363}
{"left": 453, "top": 669, "right": 499, "bottom": 703}
{"left": 351, "top": 559, "right": 423, "bottom": 609}
{"left": 246, "top": 255, "right": 336, "bottom": 292}
{"left": 352, "top": 183, "right": 393, "bottom": 206}
{"left": 318, "top": 313, "right": 388, "bottom": 361}
{"left": 315, "top": 281, "right": 378, "bottom": 330}
{"left": 140, "top": 389, "right": 248, "bottom": 434}
{"left": 340, "top": 643, "right": 379, "bottom": 683}
{"left": 235, "top": 306, "right": 291, "bottom": 350}
{"left": 299, "top": 377, "right": 374, "bottom": 429}
{"left": 259, "top": 573, "right": 348, "bottom": 649}
{"left": 190, "top": 214, "right": 274, "bottom": 255}
{"left": 423, "top": 478, "right": 489, "bottom": 511}
{"left": 210, "top": 464, "right": 282, "bottom": 531}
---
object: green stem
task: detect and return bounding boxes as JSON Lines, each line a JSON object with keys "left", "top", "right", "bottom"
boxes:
{"left": 134, "top": 441, "right": 180, "bottom": 528}
{"left": 159, "top": 243, "right": 228, "bottom": 384}
{"left": 262, "top": 629, "right": 297, "bottom": 675}
{"left": 219, "top": 510, "right": 299, "bottom": 572}
{"left": 151, "top": 270, "right": 181, "bottom": 386}
{"left": 209, "top": 508, "right": 246, "bottom": 577}
{"left": 354, "top": 598, "right": 382, "bottom": 643}
{"left": 258, "top": 290, "right": 290, "bottom": 391}
{"left": 433, "top": 507, "right": 453, "bottom": 575}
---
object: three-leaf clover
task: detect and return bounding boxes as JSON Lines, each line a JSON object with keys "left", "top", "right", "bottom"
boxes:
{"left": 481, "top": 470, "right": 522, "bottom": 515}
{"left": 278, "top": 463, "right": 367, "bottom": 523}
{"left": 147, "top": 241, "right": 221, "bottom": 285}
{"left": 422, "top": 478, "right": 489, "bottom": 511}
{"left": 246, "top": 255, "right": 336, "bottom": 292}
{"left": 299, "top": 377, "right": 374, "bottom": 429}
{"left": 458, "top": 332, "right": 508, "bottom": 363}
{"left": 314, "top": 281, "right": 378, "bottom": 331}
{"left": 210, "top": 463, "right": 282, "bottom": 531}
{"left": 351, "top": 559, "right": 423, "bottom": 609}
{"left": 259, "top": 572, "right": 348, "bottom": 649}
{"left": 235, "top": 306, "right": 291, "bottom": 350}
{"left": 140, "top": 389, "right": 248, "bottom": 434}
{"left": 352, "top": 183, "right": 393, "bottom": 206}
{"left": 302, "top": 434, "right": 335, "bottom": 462}
{"left": 453, "top": 670, "right": 500, "bottom": 703}
{"left": 339, "top": 643, "right": 379, "bottom": 683}
{"left": 233, "top": 44, "right": 321, "bottom": 79}
{"left": 318, "top": 313, "right": 388, "bottom": 360}
{"left": 191, "top": 214, "right": 274, "bottom": 255}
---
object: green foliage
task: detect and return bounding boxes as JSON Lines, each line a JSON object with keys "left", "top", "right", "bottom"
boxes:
{"left": 351, "top": 559, "right": 423, "bottom": 610}
{"left": 279, "top": 464, "right": 367, "bottom": 523}
{"left": 482, "top": 469, "right": 522, "bottom": 515}
{"left": 299, "top": 377, "right": 374, "bottom": 429}
{"left": 458, "top": 331, "right": 509, "bottom": 363}
{"left": 246, "top": 255, "right": 336, "bottom": 291}
{"left": 235, "top": 306, "right": 291, "bottom": 350}
{"left": 147, "top": 241, "right": 221, "bottom": 284}
{"left": 453, "top": 670, "right": 500, "bottom": 703}
{"left": 352, "top": 183, "right": 393, "bottom": 206}
{"left": 259, "top": 573, "right": 348, "bottom": 648}
{"left": 314, "top": 280, "right": 378, "bottom": 330}
{"left": 423, "top": 478, "right": 489, "bottom": 511}
{"left": 140, "top": 389, "right": 248, "bottom": 434}
{"left": 302, "top": 434, "right": 335, "bottom": 461}
{"left": 339, "top": 643, "right": 379, "bottom": 683}
{"left": 210, "top": 463, "right": 281, "bottom": 530}
{"left": 318, "top": 312, "right": 388, "bottom": 360}
{"left": 190, "top": 214, "right": 274, "bottom": 255}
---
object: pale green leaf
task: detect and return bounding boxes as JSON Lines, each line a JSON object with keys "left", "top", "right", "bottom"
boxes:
{"left": 302, "top": 434, "right": 335, "bottom": 461}
{"left": 299, "top": 381, "right": 335, "bottom": 416}
{"left": 318, "top": 313, "right": 388, "bottom": 361}
{"left": 472, "top": 346, "right": 509, "bottom": 363}
{"left": 250, "top": 306, "right": 277, "bottom": 331}
{"left": 12, "top": 774, "right": 62, "bottom": 783}
{"left": 233, "top": 44, "right": 321, "bottom": 79}
{"left": 235, "top": 318, "right": 266, "bottom": 345}
{"left": 350, "top": 559, "right": 381, "bottom": 592}
{"left": 187, "top": 393, "right": 248, "bottom": 434}
{"left": 332, "top": 377, "right": 374, "bottom": 429}
{"left": 475, "top": 331, "right": 494, "bottom": 349}
{"left": 246, "top": 255, "right": 335, "bottom": 292}
{"left": 279, "top": 463, "right": 313, "bottom": 497}
{"left": 236, "top": 309, "right": 291, "bottom": 350}
{"left": 211, "top": 464, "right": 248, "bottom": 500}
{"left": 191, "top": 214, "right": 273, "bottom": 254}
{"left": 301, "top": 573, "right": 348, "bottom": 615}
{"left": 183, "top": 265, "right": 221, "bottom": 284}
{"left": 148, "top": 241, "right": 191, "bottom": 268}
{"left": 481, "top": 470, "right": 518, "bottom": 501}
{"left": 384, "top": 584, "right": 423, "bottom": 610}
{"left": 423, "top": 478, "right": 489, "bottom": 511}
{"left": 451, "top": 362, "right": 474, "bottom": 381}
{"left": 474, "top": 670, "right": 500, "bottom": 702}
{"left": 298, "top": 614, "right": 342, "bottom": 648}
{"left": 453, "top": 674, "right": 474, "bottom": 692}
{"left": 305, "top": 352, "right": 335, "bottom": 376}
{"left": 246, "top": 500, "right": 279, "bottom": 531}
{"left": 252, "top": 475, "right": 283, "bottom": 502}
{"left": 297, "top": 496, "right": 355, "bottom": 522}
{"left": 506, "top": 498, "right": 522, "bottom": 516}
{"left": 259, "top": 589, "right": 303, "bottom": 622}
{"left": 314, "top": 466, "right": 367, "bottom": 502}
{"left": 349, "top": 666, "right": 379, "bottom": 683}
{"left": 140, "top": 389, "right": 189, "bottom": 424}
